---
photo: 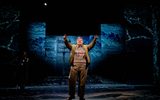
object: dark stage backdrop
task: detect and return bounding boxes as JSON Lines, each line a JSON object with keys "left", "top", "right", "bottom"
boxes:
{"left": 0, "top": 1, "right": 155, "bottom": 86}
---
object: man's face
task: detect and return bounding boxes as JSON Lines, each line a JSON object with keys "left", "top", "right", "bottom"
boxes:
{"left": 77, "top": 37, "right": 83, "bottom": 45}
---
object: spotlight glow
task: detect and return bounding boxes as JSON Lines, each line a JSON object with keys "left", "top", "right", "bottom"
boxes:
{"left": 44, "top": 2, "right": 47, "bottom": 6}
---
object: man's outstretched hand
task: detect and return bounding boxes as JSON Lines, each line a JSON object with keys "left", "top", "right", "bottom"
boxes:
{"left": 63, "top": 34, "right": 67, "bottom": 40}
{"left": 94, "top": 34, "right": 98, "bottom": 39}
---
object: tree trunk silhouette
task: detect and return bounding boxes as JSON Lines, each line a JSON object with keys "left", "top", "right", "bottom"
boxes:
{"left": 152, "top": 5, "right": 160, "bottom": 86}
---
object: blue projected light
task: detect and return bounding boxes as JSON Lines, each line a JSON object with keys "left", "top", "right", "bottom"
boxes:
{"left": 27, "top": 22, "right": 46, "bottom": 57}
{"left": 27, "top": 22, "right": 124, "bottom": 74}
{"left": 101, "top": 24, "right": 124, "bottom": 55}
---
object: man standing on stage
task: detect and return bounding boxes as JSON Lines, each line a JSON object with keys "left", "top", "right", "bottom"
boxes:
{"left": 64, "top": 34, "right": 98, "bottom": 100}
{"left": 15, "top": 51, "right": 29, "bottom": 91}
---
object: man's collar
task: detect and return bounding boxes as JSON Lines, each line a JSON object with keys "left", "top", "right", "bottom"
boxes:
{"left": 76, "top": 44, "right": 83, "bottom": 48}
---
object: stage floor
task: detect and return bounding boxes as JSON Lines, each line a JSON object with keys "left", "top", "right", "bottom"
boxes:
{"left": 0, "top": 83, "right": 159, "bottom": 100}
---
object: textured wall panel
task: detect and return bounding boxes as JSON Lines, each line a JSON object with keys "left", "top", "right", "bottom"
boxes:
{"left": 28, "top": 23, "right": 124, "bottom": 75}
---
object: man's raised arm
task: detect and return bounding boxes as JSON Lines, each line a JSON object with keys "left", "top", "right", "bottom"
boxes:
{"left": 64, "top": 34, "right": 72, "bottom": 50}
{"left": 87, "top": 34, "right": 98, "bottom": 50}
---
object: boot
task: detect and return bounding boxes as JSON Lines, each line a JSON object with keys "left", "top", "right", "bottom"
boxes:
{"left": 67, "top": 95, "right": 75, "bottom": 100}
{"left": 68, "top": 86, "right": 75, "bottom": 100}
{"left": 78, "top": 86, "right": 85, "bottom": 100}
{"left": 79, "top": 97, "right": 85, "bottom": 100}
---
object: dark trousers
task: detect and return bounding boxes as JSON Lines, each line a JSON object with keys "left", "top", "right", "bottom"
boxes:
{"left": 68, "top": 63, "right": 88, "bottom": 98}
